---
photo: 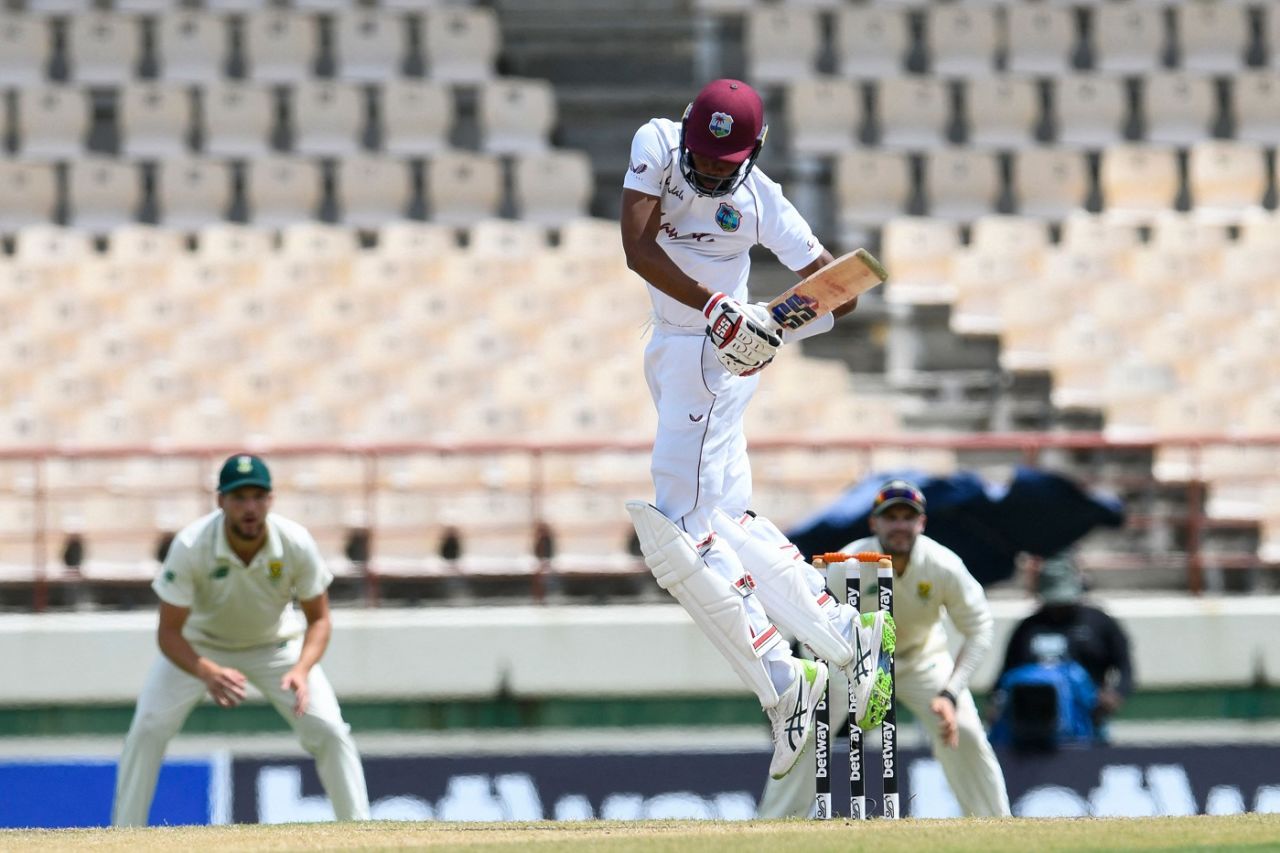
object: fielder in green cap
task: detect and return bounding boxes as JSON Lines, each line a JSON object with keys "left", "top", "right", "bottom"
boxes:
{"left": 113, "top": 453, "right": 370, "bottom": 826}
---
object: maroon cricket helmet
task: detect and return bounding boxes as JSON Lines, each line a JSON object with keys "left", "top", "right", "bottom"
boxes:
{"left": 679, "top": 79, "right": 768, "bottom": 197}
{"left": 683, "top": 78, "right": 766, "bottom": 164}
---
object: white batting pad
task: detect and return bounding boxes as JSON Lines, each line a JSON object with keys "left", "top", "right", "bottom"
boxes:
{"left": 626, "top": 501, "right": 784, "bottom": 707}
{"left": 710, "top": 508, "right": 856, "bottom": 669}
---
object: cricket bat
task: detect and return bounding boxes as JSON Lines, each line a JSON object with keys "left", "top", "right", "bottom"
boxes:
{"left": 766, "top": 248, "right": 887, "bottom": 331}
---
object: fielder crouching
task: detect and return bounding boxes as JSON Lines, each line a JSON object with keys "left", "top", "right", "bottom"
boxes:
{"left": 112, "top": 454, "right": 370, "bottom": 826}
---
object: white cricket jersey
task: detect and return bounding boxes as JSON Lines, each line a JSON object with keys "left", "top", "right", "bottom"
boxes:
{"left": 622, "top": 117, "right": 824, "bottom": 332}
{"left": 152, "top": 510, "right": 332, "bottom": 650}
{"left": 837, "top": 533, "right": 994, "bottom": 696}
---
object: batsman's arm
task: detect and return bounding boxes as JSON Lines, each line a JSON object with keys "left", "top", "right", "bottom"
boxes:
{"left": 620, "top": 188, "right": 713, "bottom": 311}
{"left": 157, "top": 602, "right": 247, "bottom": 707}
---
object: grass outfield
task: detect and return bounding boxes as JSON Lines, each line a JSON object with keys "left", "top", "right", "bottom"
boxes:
{"left": 3, "top": 815, "right": 1278, "bottom": 852}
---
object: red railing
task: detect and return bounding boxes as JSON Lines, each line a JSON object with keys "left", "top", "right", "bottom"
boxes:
{"left": 2, "top": 432, "right": 1277, "bottom": 608}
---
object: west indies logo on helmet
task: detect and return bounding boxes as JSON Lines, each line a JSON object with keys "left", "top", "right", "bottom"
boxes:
{"left": 679, "top": 79, "right": 768, "bottom": 198}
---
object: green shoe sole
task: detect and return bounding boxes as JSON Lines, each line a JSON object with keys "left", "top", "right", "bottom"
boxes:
{"left": 856, "top": 668, "right": 894, "bottom": 730}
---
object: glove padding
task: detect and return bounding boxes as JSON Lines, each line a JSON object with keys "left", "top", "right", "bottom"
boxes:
{"left": 704, "top": 293, "right": 782, "bottom": 377}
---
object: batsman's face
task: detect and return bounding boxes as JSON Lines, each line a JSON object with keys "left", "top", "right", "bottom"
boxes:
{"left": 689, "top": 152, "right": 739, "bottom": 189}
{"left": 870, "top": 505, "right": 925, "bottom": 557}
{"left": 218, "top": 487, "right": 273, "bottom": 542}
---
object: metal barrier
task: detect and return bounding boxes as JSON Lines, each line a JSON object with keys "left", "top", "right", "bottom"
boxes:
{"left": 1, "top": 432, "right": 1277, "bottom": 609}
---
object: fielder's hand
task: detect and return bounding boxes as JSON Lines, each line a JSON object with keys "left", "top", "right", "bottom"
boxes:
{"left": 931, "top": 693, "right": 959, "bottom": 748}
{"left": 704, "top": 293, "right": 782, "bottom": 377}
{"left": 199, "top": 661, "right": 248, "bottom": 709}
{"left": 281, "top": 666, "right": 311, "bottom": 718}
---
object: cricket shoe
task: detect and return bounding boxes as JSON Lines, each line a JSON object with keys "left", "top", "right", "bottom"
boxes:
{"left": 845, "top": 611, "right": 896, "bottom": 730}
{"left": 765, "top": 658, "right": 829, "bottom": 779}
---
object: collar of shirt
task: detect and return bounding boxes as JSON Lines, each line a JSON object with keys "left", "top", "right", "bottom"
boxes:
{"left": 214, "top": 513, "right": 283, "bottom": 570}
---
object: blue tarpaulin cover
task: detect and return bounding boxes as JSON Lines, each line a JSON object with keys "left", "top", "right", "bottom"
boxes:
{"left": 787, "top": 467, "right": 1126, "bottom": 586}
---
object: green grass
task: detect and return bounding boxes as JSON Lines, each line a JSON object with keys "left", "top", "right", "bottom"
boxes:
{"left": 3, "top": 815, "right": 1279, "bottom": 852}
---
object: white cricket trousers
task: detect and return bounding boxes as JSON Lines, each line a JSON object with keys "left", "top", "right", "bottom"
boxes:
{"left": 112, "top": 639, "right": 371, "bottom": 826}
{"left": 756, "top": 646, "right": 1012, "bottom": 818}
{"left": 644, "top": 329, "right": 759, "bottom": 538}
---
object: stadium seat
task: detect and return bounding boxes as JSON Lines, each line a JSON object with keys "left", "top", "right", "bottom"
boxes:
{"left": 832, "top": 148, "right": 913, "bottom": 249}
{"left": 421, "top": 7, "right": 500, "bottom": 83}
{"left": 1099, "top": 144, "right": 1181, "bottom": 225}
{"left": 243, "top": 156, "right": 323, "bottom": 228}
{"left": 970, "top": 214, "right": 1050, "bottom": 258}
{"left": 108, "top": 222, "right": 185, "bottom": 265}
{"left": 925, "top": 4, "right": 1000, "bottom": 78}
{"left": 511, "top": 150, "right": 594, "bottom": 227}
{"left": 999, "top": 247, "right": 1111, "bottom": 373}
{"left": 745, "top": 5, "right": 820, "bottom": 84}
{"left": 332, "top": 7, "right": 408, "bottom": 82}
{"left": 785, "top": 76, "right": 861, "bottom": 157}
{"left": 119, "top": 82, "right": 193, "bottom": 159}
{"left": 153, "top": 10, "right": 228, "bottom": 84}
{"left": 154, "top": 157, "right": 233, "bottom": 231}
{"left": 1148, "top": 210, "right": 1231, "bottom": 257}
{"left": 66, "top": 158, "right": 142, "bottom": 235}
{"left": 380, "top": 78, "right": 454, "bottom": 156}
{"left": 477, "top": 77, "right": 557, "bottom": 155}
{"left": 0, "top": 12, "right": 50, "bottom": 86}
{"left": 14, "top": 85, "right": 89, "bottom": 162}
{"left": 1091, "top": 2, "right": 1167, "bottom": 74}
{"left": 199, "top": 82, "right": 276, "bottom": 158}
{"left": 1100, "top": 357, "right": 1178, "bottom": 438}
{"left": 875, "top": 76, "right": 952, "bottom": 150}
{"left": 1141, "top": 71, "right": 1218, "bottom": 146}
{"left": 1005, "top": 3, "right": 1076, "bottom": 76}
{"left": 833, "top": 5, "right": 909, "bottom": 79}
{"left": 290, "top": 80, "right": 366, "bottom": 157}
{"left": 1059, "top": 210, "right": 1135, "bottom": 255}
{"left": 65, "top": 12, "right": 141, "bottom": 85}
{"left": 1052, "top": 74, "right": 1127, "bottom": 147}
{"left": 279, "top": 221, "right": 360, "bottom": 260}
{"left": 0, "top": 162, "right": 57, "bottom": 235}
{"left": 949, "top": 247, "right": 1034, "bottom": 336}
{"left": 425, "top": 150, "right": 502, "bottom": 227}
{"left": 1175, "top": 0, "right": 1250, "bottom": 73}
{"left": 242, "top": 9, "right": 317, "bottom": 84}
{"left": 880, "top": 216, "right": 960, "bottom": 305}
{"left": 922, "top": 147, "right": 1002, "bottom": 223}
{"left": 963, "top": 76, "right": 1040, "bottom": 149}
{"left": 1009, "top": 147, "right": 1089, "bottom": 221}
{"left": 334, "top": 155, "right": 414, "bottom": 230}
{"left": 1231, "top": 71, "right": 1280, "bottom": 144}
{"left": 15, "top": 223, "right": 93, "bottom": 267}
{"left": 1187, "top": 140, "right": 1268, "bottom": 224}
{"left": 1048, "top": 314, "right": 1126, "bottom": 410}
{"left": 377, "top": 219, "right": 458, "bottom": 259}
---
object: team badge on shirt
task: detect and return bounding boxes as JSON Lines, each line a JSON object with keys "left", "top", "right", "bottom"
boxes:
{"left": 708, "top": 111, "right": 733, "bottom": 138}
{"left": 715, "top": 202, "right": 741, "bottom": 232}
{"left": 917, "top": 581, "right": 932, "bottom": 600}
{"left": 269, "top": 561, "right": 283, "bottom": 580}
